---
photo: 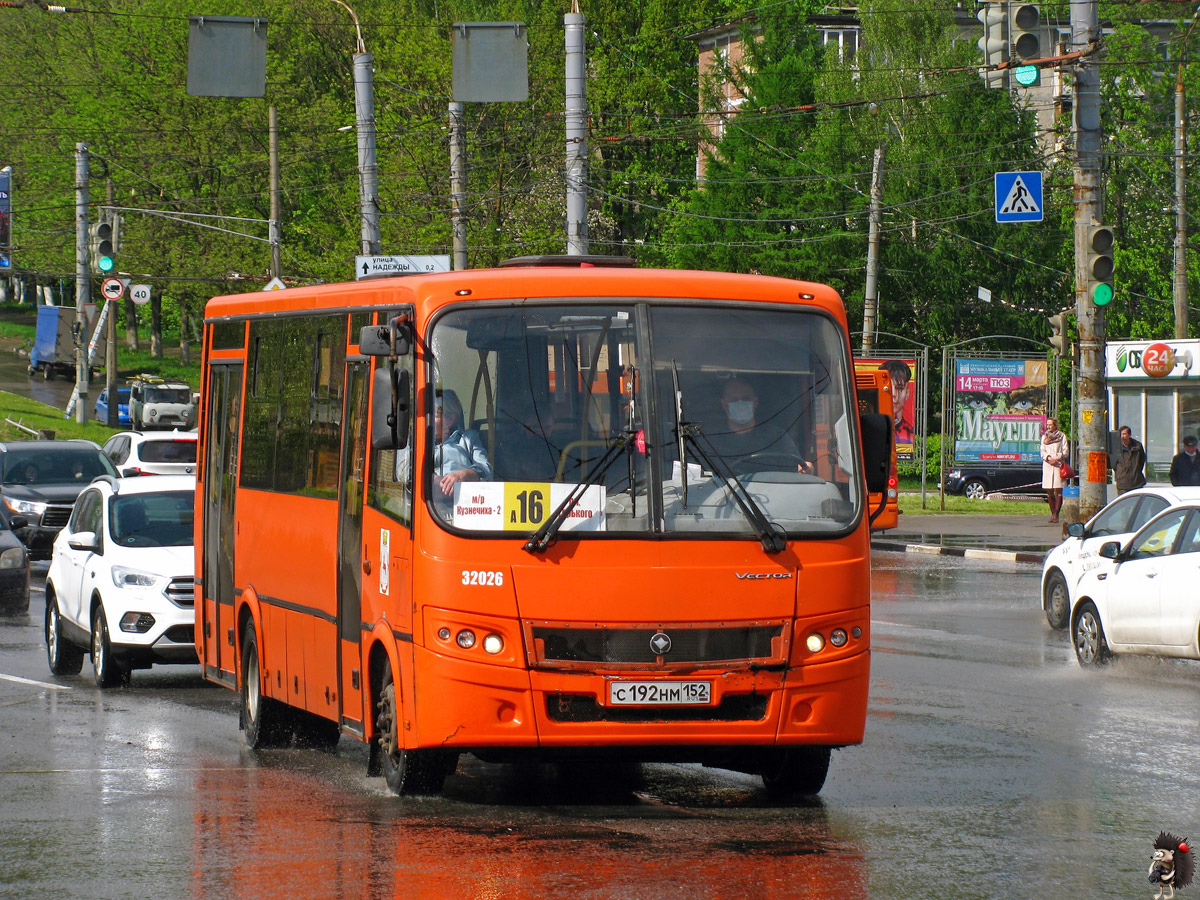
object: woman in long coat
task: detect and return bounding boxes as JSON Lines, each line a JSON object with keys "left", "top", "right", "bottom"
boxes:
{"left": 1040, "top": 417, "right": 1070, "bottom": 524}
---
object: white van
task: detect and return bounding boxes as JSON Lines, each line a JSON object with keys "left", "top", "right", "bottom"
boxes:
{"left": 128, "top": 375, "right": 196, "bottom": 431}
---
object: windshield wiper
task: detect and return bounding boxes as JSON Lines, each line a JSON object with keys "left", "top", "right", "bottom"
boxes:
{"left": 670, "top": 365, "right": 784, "bottom": 554}
{"left": 679, "top": 425, "right": 786, "bottom": 554}
{"left": 523, "top": 430, "right": 636, "bottom": 554}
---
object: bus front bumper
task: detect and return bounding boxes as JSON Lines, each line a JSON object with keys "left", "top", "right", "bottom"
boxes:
{"left": 409, "top": 645, "right": 869, "bottom": 751}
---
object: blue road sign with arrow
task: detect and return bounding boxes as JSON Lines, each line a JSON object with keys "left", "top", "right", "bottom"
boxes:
{"left": 994, "top": 171, "right": 1043, "bottom": 223}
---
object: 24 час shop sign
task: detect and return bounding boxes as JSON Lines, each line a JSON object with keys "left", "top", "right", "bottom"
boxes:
{"left": 953, "top": 358, "right": 1048, "bottom": 464}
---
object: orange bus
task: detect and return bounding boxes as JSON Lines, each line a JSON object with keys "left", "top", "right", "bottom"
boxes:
{"left": 195, "top": 256, "right": 891, "bottom": 798}
{"left": 855, "top": 370, "right": 900, "bottom": 531}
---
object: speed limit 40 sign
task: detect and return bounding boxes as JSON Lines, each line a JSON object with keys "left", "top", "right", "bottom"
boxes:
{"left": 130, "top": 284, "right": 151, "bottom": 306}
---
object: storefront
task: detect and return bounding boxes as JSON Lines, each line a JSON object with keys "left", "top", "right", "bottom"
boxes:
{"left": 1107, "top": 338, "right": 1200, "bottom": 482}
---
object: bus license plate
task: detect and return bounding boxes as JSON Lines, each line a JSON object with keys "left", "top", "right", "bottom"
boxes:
{"left": 608, "top": 680, "right": 712, "bottom": 706}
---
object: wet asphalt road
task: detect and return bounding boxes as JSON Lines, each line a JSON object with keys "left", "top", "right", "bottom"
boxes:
{"left": 2, "top": 554, "right": 1200, "bottom": 899}
{"left": 0, "top": 340, "right": 79, "bottom": 410}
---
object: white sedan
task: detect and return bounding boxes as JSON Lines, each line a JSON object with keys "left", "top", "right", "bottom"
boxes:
{"left": 1071, "top": 502, "right": 1200, "bottom": 666}
{"left": 1040, "top": 485, "right": 1200, "bottom": 629}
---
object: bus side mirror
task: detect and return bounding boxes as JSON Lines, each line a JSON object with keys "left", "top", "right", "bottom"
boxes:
{"left": 360, "top": 325, "right": 392, "bottom": 356}
{"left": 859, "top": 411, "right": 892, "bottom": 494}
{"left": 371, "top": 366, "right": 410, "bottom": 450}
{"left": 359, "top": 319, "right": 412, "bottom": 356}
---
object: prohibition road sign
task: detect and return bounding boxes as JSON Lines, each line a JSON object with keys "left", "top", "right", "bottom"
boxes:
{"left": 100, "top": 278, "right": 126, "bottom": 300}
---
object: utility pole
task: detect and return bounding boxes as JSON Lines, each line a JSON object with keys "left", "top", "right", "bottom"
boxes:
{"left": 352, "top": 50, "right": 380, "bottom": 255}
{"left": 269, "top": 104, "right": 282, "bottom": 279}
{"left": 1174, "top": 65, "right": 1188, "bottom": 338}
{"left": 449, "top": 102, "right": 467, "bottom": 270}
{"left": 862, "top": 145, "right": 884, "bottom": 353}
{"left": 105, "top": 176, "right": 117, "bottom": 427}
{"left": 330, "top": 0, "right": 380, "bottom": 256}
{"left": 564, "top": 0, "right": 588, "bottom": 255}
{"left": 1072, "top": 0, "right": 1106, "bottom": 522}
{"left": 74, "top": 143, "right": 90, "bottom": 425}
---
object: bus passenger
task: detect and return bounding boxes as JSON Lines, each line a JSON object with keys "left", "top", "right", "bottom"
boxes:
{"left": 433, "top": 389, "right": 492, "bottom": 495}
{"left": 709, "top": 377, "right": 814, "bottom": 474}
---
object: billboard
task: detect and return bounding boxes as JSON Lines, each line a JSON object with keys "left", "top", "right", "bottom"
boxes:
{"left": 0, "top": 167, "right": 10, "bottom": 269}
{"left": 855, "top": 358, "right": 916, "bottom": 460}
{"left": 953, "top": 358, "right": 1048, "bottom": 464}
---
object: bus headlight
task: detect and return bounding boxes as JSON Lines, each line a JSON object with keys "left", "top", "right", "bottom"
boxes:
{"left": 482, "top": 633, "right": 504, "bottom": 655}
{"left": 806, "top": 633, "right": 825, "bottom": 653}
{"left": 456, "top": 629, "right": 476, "bottom": 649}
{"left": 830, "top": 628, "right": 848, "bottom": 647}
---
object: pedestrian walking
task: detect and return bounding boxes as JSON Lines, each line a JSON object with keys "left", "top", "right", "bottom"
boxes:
{"left": 1040, "top": 417, "right": 1070, "bottom": 524}
{"left": 1169, "top": 435, "right": 1200, "bottom": 486}
{"left": 1112, "top": 425, "right": 1147, "bottom": 494}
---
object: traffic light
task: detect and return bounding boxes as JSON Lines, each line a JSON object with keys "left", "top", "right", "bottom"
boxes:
{"left": 1009, "top": 4, "right": 1041, "bottom": 60}
{"left": 1085, "top": 224, "right": 1115, "bottom": 306}
{"left": 977, "top": 2, "right": 1008, "bottom": 89}
{"left": 88, "top": 213, "right": 119, "bottom": 274}
{"left": 1048, "top": 311, "right": 1067, "bottom": 355}
{"left": 1009, "top": 3, "right": 1042, "bottom": 86}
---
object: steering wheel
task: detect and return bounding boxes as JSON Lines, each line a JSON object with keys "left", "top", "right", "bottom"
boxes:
{"left": 731, "top": 452, "right": 811, "bottom": 475}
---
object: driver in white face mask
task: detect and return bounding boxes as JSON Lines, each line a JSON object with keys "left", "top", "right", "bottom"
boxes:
{"left": 709, "top": 377, "right": 814, "bottom": 474}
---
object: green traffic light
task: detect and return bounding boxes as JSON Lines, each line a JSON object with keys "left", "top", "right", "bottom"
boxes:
{"left": 1093, "top": 282, "right": 1114, "bottom": 306}
{"left": 1013, "top": 65, "right": 1039, "bottom": 87}
{"left": 97, "top": 256, "right": 114, "bottom": 272}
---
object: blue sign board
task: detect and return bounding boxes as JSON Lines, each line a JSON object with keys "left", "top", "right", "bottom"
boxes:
{"left": 994, "top": 171, "right": 1043, "bottom": 223}
{"left": 0, "top": 168, "right": 9, "bottom": 269}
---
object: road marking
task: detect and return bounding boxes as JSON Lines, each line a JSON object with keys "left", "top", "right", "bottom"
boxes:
{"left": 0, "top": 673, "right": 70, "bottom": 691}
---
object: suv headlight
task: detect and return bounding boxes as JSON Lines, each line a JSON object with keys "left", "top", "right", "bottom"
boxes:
{"left": 112, "top": 566, "right": 166, "bottom": 590}
{"left": 0, "top": 547, "right": 24, "bottom": 569}
{"left": 4, "top": 497, "right": 46, "bottom": 517}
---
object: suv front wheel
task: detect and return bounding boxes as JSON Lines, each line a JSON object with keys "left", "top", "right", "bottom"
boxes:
{"left": 92, "top": 606, "right": 131, "bottom": 688}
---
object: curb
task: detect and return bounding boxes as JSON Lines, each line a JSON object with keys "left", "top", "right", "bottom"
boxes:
{"left": 871, "top": 540, "right": 1046, "bottom": 565}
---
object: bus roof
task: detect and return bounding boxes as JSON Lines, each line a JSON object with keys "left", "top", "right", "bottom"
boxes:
{"left": 204, "top": 266, "right": 847, "bottom": 325}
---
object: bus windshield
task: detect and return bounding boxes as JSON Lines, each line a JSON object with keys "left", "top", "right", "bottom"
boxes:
{"left": 428, "top": 300, "right": 862, "bottom": 539}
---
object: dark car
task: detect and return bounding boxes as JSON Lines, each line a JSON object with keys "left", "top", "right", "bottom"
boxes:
{"left": 0, "top": 441, "right": 119, "bottom": 560}
{"left": 0, "top": 508, "right": 30, "bottom": 614}
{"left": 95, "top": 386, "right": 132, "bottom": 427}
{"left": 943, "top": 462, "right": 1045, "bottom": 499}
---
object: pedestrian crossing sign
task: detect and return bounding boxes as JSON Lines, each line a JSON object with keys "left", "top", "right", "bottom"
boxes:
{"left": 994, "top": 171, "right": 1043, "bottom": 223}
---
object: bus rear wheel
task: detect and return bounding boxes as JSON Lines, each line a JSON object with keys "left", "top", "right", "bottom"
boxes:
{"left": 760, "top": 746, "right": 832, "bottom": 799}
{"left": 240, "top": 622, "right": 293, "bottom": 749}
{"left": 375, "top": 666, "right": 448, "bottom": 795}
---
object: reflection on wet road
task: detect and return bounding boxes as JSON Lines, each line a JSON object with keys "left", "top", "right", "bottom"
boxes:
{"left": 1, "top": 555, "right": 1198, "bottom": 899}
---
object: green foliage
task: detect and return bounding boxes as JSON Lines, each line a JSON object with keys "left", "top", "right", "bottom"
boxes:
{"left": 666, "top": 0, "right": 1068, "bottom": 353}
{"left": 0, "top": 0, "right": 1196, "bottom": 367}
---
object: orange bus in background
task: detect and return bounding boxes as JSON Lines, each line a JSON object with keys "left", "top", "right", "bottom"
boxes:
{"left": 195, "top": 256, "right": 891, "bottom": 797}
{"left": 855, "top": 370, "right": 899, "bottom": 531}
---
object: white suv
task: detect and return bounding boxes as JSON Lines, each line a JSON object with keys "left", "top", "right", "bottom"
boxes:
{"left": 101, "top": 431, "right": 197, "bottom": 477}
{"left": 44, "top": 475, "right": 197, "bottom": 687}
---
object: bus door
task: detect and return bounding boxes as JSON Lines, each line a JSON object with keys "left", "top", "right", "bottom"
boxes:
{"left": 337, "top": 360, "right": 370, "bottom": 732}
{"left": 203, "top": 361, "right": 242, "bottom": 683}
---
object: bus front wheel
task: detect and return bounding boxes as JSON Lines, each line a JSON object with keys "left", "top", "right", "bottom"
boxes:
{"left": 241, "top": 622, "right": 293, "bottom": 749}
{"left": 760, "top": 746, "right": 832, "bottom": 799}
{"left": 375, "top": 666, "right": 449, "bottom": 796}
